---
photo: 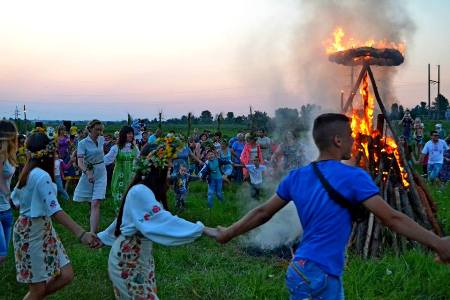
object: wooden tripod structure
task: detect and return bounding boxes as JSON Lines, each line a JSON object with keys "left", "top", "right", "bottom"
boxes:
{"left": 341, "top": 63, "right": 442, "bottom": 258}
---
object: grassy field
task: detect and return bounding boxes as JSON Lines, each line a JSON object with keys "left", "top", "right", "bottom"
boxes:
{"left": 1, "top": 120, "right": 449, "bottom": 299}
{"left": 0, "top": 178, "right": 449, "bottom": 300}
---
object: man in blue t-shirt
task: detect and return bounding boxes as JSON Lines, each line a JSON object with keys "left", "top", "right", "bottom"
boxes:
{"left": 213, "top": 113, "right": 450, "bottom": 299}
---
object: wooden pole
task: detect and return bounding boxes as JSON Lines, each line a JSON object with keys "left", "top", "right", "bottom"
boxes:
{"left": 342, "top": 64, "right": 368, "bottom": 113}
{"left": 187, "top": 112, "right": 192, "bottom": 137}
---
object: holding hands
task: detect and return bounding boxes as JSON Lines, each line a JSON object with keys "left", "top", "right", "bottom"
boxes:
{"left": 79, "top": 231, "right": 102, "bottom": 249}
{"left": 202, "top": 226, "right": 232, "bottom": 244}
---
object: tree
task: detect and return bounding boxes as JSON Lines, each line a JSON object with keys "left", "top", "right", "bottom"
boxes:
{"left": 299, "top": 104, "right": 321, "bottom": 130}
{"left": 200, "top": 110, "right": 213, "bottom": 123}
{"left": 390, "top": 103, "right": 399, "bottom": 120}
{"left": 274, "top": 108, "right": 299, "bottom": 133}
{"left": 251, "top": 111, "right": 271, "bottom": 130}
{"left": 433, "top": 94, "right": 449, "bottom": 119}
{"left": 225, "top": 112, "right": 234, "bottom": 123}
{"left": 398, "top": 105, "right": 405, "bottom": 120}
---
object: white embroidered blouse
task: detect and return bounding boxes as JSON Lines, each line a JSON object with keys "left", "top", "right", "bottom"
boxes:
{"left": 98, "top": 184, "right": 204, "bottom": 246}
{"left": 11, "top": 168, "right": 62, "bottom": 217}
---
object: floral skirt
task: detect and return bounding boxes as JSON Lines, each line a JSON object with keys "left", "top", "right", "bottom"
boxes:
{"left": 108, "top": 234, "right": 158, "bottom": 300}
{"left": 13, "top": 216, "right": 70, "bottom": 283}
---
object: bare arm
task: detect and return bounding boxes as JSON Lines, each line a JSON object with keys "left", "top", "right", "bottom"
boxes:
{"left": 0, "top": 158, "right": 9, "bottom": 194}
{"left": 217, "top": 194, "right": 288, "bottom": 244}
{"left": 52, "top": 210, "right": 99, "bottom": 247}
{"left": 77, "top": 156, "right": 86, "bottom": 173}
{"left": 364, "top": 195, "right": 450, "bottom": 262}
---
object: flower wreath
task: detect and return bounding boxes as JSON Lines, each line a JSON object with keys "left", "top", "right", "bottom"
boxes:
{"left": 133, "top": 135, "right": 185, "bottom": 176}
{"left": 28, "top": 128, "right": 56, "bottom": 159}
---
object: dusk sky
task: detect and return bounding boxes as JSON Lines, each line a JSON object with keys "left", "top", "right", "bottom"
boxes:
{"left": 0, "top": 0, "right": 449, "bottom": 121}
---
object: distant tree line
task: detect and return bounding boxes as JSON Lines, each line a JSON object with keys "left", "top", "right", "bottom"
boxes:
{"left": 390, "top": 93, "right": 449, "bottom": 120}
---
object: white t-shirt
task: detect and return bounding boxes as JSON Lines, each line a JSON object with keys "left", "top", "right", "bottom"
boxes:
{"left": 54, "top": 159, "right": 62, "bottom": 176}
{"left": 422, "top": 139, "right": 449, "bottom": 164}
{"left": 245, "top": 164, "right": 267, "bottom": 185}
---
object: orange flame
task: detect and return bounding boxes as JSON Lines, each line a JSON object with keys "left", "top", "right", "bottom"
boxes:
{"left": 325, "top": 27, "right": 406, "bottom": 54}
{"left": 348, "top": 73, "right": 409, "bottom": 188}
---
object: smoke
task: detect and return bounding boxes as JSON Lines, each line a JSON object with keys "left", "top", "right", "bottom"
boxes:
{"left": 238, "top": 182, "right": 303, "bottom": 251}
{"left": 293, "top": 0, "right": 416, "bottom": 109}
{"left": 236, "top": 0, "right": 416, "bottom": 252}
{"left": 239, "top": 0, "right": 416, "bottom": 112}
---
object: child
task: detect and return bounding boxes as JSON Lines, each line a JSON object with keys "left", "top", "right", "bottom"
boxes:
{"left": 245, "top": 157, "right": 267, "bottom": 200}
{"left": 169, "top": 164, "right": 199, "bottom": 210}
{"left": 54, "top": 151, "right": 74, "bottom": 201}
{"left": 198, "top": 150, "right": 231, "bottom": 208}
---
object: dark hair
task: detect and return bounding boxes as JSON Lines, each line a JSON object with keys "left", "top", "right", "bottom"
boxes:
{"left": 57, "top": 124, "right": 66, "bottom": 136}
{"left": 117, "top": 126, "right": 134, "bottom": 150}
{"left": 214, "top": 131, "right": 222, "bottom": 138}
{"left": 430, "top": 130, "right": 438, "bottom": 136}
{"left": 86, "top": 119, "right": 102, "bottom": 132}
{"left": 115, "top": 143, "right": 169, "bottom": 236}
{"left": 17, "top": 133, "right": 55, "bottom": 188}
{"left": 312, "top": 113, "right": 351, "bottom": 151}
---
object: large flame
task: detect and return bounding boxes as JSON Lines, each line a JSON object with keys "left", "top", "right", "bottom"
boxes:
{"left": 348, "top": 65, "right": 409, "bottom": 188}
{"left": 325, "top": 27, "right": 406, "bottom": 54}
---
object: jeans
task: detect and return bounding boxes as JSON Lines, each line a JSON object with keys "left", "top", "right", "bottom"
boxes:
{"left": 207, "top": 178, "right": 223, "bottom": 208}
{"left": 0, "top": 209, "right": 13, "bottom": 257}
{"left": 175, "top": 193, "right": 188, "bottom": 210}
{"left": 428, "top": 163, "right": 443, "bottom": 181}
{"left": 250, "top": 183, "right": 262, "bottom": 199}
{"left": 233, "top": 166, "right": 243, "bottom": 183}
{"left": 286, "top": 259, "right": 344, "bottom": 300}
{"left": 56, "top": 175, "right": 70, "bottom": 201}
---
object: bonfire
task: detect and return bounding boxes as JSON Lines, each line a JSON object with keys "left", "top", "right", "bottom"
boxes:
{"left": 326, "top": 28, "right": 442, "bottom": 258}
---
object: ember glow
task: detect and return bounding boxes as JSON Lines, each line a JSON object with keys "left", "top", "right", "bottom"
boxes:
{"left": 324, "top": 27, "right": 406, "bottom": 55}
{"left": 349, "top": 79, "right": 410, "bottom": 188}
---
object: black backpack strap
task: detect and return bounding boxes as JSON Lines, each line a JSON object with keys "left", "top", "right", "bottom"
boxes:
{"left": 311, "top": 161, "right": 355, "bottom": 212}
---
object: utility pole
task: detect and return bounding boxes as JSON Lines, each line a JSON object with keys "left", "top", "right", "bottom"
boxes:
{"left": 158, "top": 110, "right": 162, "bottom": 129}
{"left": 437, "top": 64, "right": 440, "bottom": 96}
{"left": 23, "top": 104, "right": 27, "bottom": 133}
{"left": 428, "top": 64, "right": 440, "bottom": 107}
{"left": 249, "top": 105, "right": 253, "bottom": 129}
{"left": 14, "top": 105, "right": 20, "bottom": 121}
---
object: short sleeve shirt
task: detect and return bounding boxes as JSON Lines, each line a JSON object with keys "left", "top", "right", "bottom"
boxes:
{"left": 77, "top": 135, "right": 105, "bottom": 164}
{"left": 422, "top": 140, "right": 449, "bottom": 164}
{"left": 276, "top": 160, "right": 379, "bottom": 276}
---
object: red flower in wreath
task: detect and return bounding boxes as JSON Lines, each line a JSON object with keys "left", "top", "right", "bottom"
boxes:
{"left": 152, "top": 206, "right": 160, "bottom": 214}
{"left": 143, "top": 213, "right": 151, "bottom": 221}
{"left": 20, "top": 217, "right": 29, "bottom": 226}
{"left": 21, "top": 243, "right": 29, "bottom": 252}
{"left": 20, "top": 269, "right": 30, "bottom": 279}
{"left": 120, "top": 271, "right": 129, "bottom": 279}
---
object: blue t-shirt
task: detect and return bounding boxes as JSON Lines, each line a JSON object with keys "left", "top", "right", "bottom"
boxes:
{"left": 207, "top": 159, "right": 222, "bottom": 180}
{"left": 276, "top": 160, "right": 379, "bottom": 277}
{"left": 231, "top": 141, "right": 245, "bottom": 163}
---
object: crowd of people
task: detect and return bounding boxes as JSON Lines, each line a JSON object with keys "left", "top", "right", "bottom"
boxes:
{"left": 399, "top": 110, "right": 450, "bottom": 185}
{"left": 1, "top": 115, "right": 449, "bottom": 300}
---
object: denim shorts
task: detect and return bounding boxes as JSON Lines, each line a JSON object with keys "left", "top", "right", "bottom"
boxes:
{"left": 0, "top": 209, "right": 14, "bottom": 257}
{"left": 285, "top": 259, "right": 344, "bottom": 300}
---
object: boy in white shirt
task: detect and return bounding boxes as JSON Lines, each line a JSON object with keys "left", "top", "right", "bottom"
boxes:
{"left": 420, "top": 130, "right": 449, "bottom": 184}
{"left": 245, "top": 158, "right": 267, "bottom": 200}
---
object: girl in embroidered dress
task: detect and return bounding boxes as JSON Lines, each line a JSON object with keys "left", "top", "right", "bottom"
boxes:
{"left": 98, "top": 143, "right": 218, "bottom": 300}
{"left": 0, "top": 120, "right": 17, "bottom": 265}
{"left": 73, "top": 119, "right": 107, "bottom": 233}
{"left": 104, "top": 126, "right": 139, "bottom": 212}
{"left": 11, "top": 132, "right": 98, "bottom": 300}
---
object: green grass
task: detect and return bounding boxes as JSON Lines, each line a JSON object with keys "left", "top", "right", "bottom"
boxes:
{"left": 1, "top": 178, "right": 449, "bottom": 299}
